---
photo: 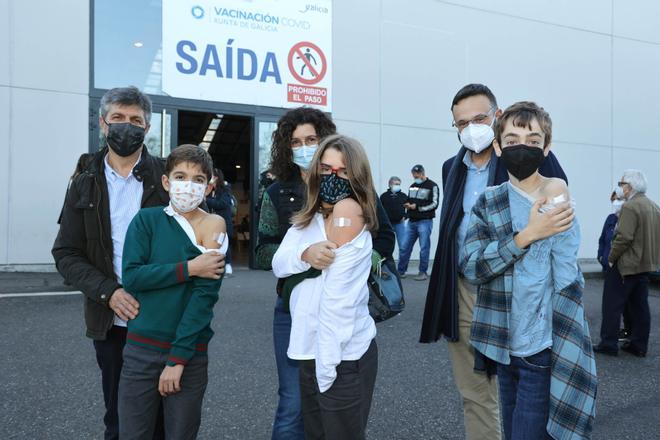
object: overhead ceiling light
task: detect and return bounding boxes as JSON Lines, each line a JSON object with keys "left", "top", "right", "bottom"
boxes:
{"left": 199, "top": 142, "right": 211, "bottom": 150}
{"left": 133, "top": 41, "right": 144, "bottom": 48}
{"left": 235, "top": 165, "right": 241, "bottom": 169}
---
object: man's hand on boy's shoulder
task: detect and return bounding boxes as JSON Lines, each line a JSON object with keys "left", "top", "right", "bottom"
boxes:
{"left": 188, "top": 252, "right": 225, "bottom": 279}
{"left": 109, "top": 288, "right": 139, "bottom": 321}
{"left": 159, "top": 364, "right": 184, "bottom": 396}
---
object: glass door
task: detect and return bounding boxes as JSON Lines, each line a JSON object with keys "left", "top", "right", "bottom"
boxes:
{"left": 249, "top": 116, "right": 280, "bottom": 268}
{"left": 144, "top": 107, "right": 176, "bottom": 158}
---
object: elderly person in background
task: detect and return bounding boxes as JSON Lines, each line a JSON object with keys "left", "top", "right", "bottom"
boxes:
{"left": 380, "top": 176, "right": 408, "bottom": 251}
{"left": 594, "top": 170, "right": 660, "bottom": 357}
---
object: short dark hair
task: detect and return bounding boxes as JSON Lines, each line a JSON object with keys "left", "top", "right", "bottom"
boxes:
{"left": 451, "top": 83, "right": 497, "bottom": 110}
{"left": 270, "top": 107, "right": 337, "bottom": 181}
{"left": 99, "top": 86, "right": 153, "bottom": 123}
{"left": 494, "top": 101, "right": 552, "bottom": 148}
{"left": 165, "top": 144, "right": 214, "bottom": 181}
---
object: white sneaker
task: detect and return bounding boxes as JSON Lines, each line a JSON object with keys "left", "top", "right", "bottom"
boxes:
{"left": 225, "top": 263, "right": 233, "bottom": 275}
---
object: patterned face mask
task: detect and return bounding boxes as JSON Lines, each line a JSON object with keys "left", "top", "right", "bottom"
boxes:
{"left": 169, "top": 180, "right": 206, "bottom": 213}
{"left": 319, "top": 172, "right": 353, "bottom": 204}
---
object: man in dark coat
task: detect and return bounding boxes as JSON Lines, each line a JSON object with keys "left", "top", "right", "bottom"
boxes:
{"left": 419, "top": 84, "right": 567, "bottom": 440}
{"left": 52, "top": 87, "right": 223, "bottom": 440}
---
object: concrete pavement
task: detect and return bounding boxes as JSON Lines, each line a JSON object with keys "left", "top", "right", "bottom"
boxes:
{"left": 1, "top": 269, "right": 658, "bottom": 439}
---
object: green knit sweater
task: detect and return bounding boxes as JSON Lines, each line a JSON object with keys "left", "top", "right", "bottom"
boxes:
{"left": 122, "top": 206, "right": 223, "bottom": 366}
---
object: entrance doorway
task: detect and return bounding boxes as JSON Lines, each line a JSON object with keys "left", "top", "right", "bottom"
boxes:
{"left": 178, "top": 111, "right": 252, "bottom": 269}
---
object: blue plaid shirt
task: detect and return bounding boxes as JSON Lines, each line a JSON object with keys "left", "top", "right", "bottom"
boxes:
{"left": 461, "top": 182, "right": 597, "bottom": 440}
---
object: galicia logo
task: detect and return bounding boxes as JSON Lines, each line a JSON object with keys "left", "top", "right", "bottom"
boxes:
{"left": 191, "top": 5, "right": 205, "bottom": 19}
{"left": 298, "top": 4, "right": 329, "bottom": 14}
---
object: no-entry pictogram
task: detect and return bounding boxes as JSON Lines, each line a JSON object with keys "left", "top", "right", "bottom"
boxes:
{"left": 288, "top": 41, "right": 327, "bottom": 85}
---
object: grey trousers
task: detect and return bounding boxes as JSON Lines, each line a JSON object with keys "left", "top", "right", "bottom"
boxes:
{"left": 299, "top": 339, "right": 378, "bottom": 440}
{"left": 118, "top": 344, "right": 208, "bottom": 440}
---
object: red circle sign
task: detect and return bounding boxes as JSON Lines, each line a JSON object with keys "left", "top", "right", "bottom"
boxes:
{"left": 287, "top": 41, "right": 327, "bottom": 85}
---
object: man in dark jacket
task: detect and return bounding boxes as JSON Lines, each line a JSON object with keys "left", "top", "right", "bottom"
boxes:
{"left": 380, "top": 176, "right": 408, "bottom": 250}
{"left": 419, "top": 84, "right": 567, "bottom": 440}
{"left": 52, "top": 87, "right": 224, "bottom": 440}
{"left": 397, "top": 165, "right": 439, "bottom": 281}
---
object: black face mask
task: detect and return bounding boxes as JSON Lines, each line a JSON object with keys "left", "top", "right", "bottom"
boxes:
{"left": 104, "top": 119, "right": 146, "bottom": 157}
{"left": 319, "top": 173, "right": 353, "bottom": 204}
{"left": 500, "top": 144, "right": 545, "bottom": 181}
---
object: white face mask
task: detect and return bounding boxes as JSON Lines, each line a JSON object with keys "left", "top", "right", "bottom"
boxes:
{"left": 614, "top": 186, "right": 625, "bottom": 199}
{"left": 391, "top": 184, "right": 401, "bottom": 193}
{"left": 292, "top": 144, "right": 318, "bottom": 170}
{"left": 612, "top": 199, "right": 624, "bottom": 214}
{"left": 169, "top": 180, "right": 206, "bottom": 213}
{"left": 459, "top": 119, "right": 495, "bottom": 154}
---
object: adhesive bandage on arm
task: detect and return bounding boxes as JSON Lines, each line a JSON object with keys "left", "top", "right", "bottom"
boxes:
{"left": 215, "top": 232, "right": 229, "bottom": 254}
{"left": 333, "top": 217, "right": 352, "bottom": 228}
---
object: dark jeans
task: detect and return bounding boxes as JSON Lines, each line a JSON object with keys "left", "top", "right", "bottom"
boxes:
{"left": 497, "top": 349, "right": 553, "bottom": 440}
{"left": 272, "top": 297, "right": 305, "bottom": 439}
{"left": 299, "top": 340, "right": 378, "bottom": 440}
{"left": 600, "top": 266, "right": 651, "bottom": 352}
{"left": 118, "top": 344, "right": 208, "bottom": 440}
{"left": 93, "top": 326, "right": 127, "bottom": 440}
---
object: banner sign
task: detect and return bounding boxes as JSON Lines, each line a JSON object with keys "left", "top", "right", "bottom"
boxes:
{"left": 162, "top": 0, "right": 332, "bottom": 110}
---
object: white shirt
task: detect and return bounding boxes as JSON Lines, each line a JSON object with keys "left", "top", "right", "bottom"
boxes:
{"left": 104, "top": 155, "right": 143, "bottom": 327}
{"left": 163, "top": 203, "right": 228, "bottom": 255}
{"left": 272, "top": 213, "right": 377, "bottom": 393}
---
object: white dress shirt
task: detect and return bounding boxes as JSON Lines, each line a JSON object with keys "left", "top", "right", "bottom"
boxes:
{"left": 104, "top": 155, "right": 143, "bottom": 327}
{"left": 272, "top": 213, "right": 377, "bottom": 393}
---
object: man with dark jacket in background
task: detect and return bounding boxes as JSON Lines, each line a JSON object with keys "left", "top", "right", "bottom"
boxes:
{"left": 397, "top": 165, "right": 439, "bottom": 281}
{"left": 52, "top": 86, "right": 224, "bottom": 440}
{"left": 380, "top": 176, "right": 408, "bottom": 251}
{"left": 419, "top": 84, "right": 567, "bottom": 440}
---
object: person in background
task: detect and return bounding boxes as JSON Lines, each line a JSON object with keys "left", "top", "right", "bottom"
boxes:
{"left": 598, "top": 188, "right": 625, "bottom": 271}
{"left": 595, "top": 169, "right": 660, "bottom": 357}
{"left": 380, "top": 176, "right": 408, "bottom": 251}
{"left": 397, "top": 164, "right": 439, "bottom": 281}
{"left": 597, "top": 188, "right": 631, "bottom": 341}
{"left": 207, "top": 168, "right": 235, "bottom": 275}
{"left": 255, "top": 107, "right": 394, "bottom": 440}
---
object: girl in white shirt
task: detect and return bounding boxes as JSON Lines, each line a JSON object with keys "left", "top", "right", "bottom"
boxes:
{"left": 272, "top": 134, "right": 379, "bottom": 440}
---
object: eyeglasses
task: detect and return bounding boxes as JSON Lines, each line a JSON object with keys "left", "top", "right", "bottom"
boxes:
{"left": 290, "top": 135, "right": 319, "bottom": 148}
{"left": 452, "top": 109, "right": 495, "bottom": 130}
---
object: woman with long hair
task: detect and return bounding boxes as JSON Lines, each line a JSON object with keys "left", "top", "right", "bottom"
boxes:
{"left": 272, "top": 134, "right": 379, "bottom": 439}
{"left": 255, "top": 108, "right": 394, "bottom": 439}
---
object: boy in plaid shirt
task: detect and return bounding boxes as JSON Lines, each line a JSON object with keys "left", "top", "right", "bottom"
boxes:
{"left": 461, "top": 102, "right": 597, "bottom": 440}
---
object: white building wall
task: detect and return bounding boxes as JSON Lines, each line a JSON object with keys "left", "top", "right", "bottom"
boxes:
{"left": 332, "top": 0, "right": 660, "bottom": 262}
{"left": 1, "top": 0, "right": 89, "bottom": 267}
{"left": 1, "top": 0, "right": 659, "bottom": 267}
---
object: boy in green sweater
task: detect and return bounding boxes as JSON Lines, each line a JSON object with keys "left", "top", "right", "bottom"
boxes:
{"left": 118, "top": 144, "right": 226, "bottom": 439}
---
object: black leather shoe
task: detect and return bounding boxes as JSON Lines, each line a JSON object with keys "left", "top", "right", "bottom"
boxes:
{"left": 620, "top": 342, "right": 646, "bottom": 358}
{"left": 593, "top": 344, "right": 618, "bottom": 356}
